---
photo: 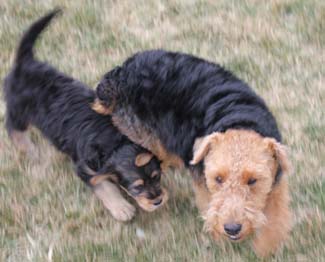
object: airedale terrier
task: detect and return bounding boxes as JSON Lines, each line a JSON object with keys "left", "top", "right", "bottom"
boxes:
{"left": 93, "top": 50, "right": 292, "bottom": 256}
{"left": 3, "top": 11, "right": 167, "bottom": 222}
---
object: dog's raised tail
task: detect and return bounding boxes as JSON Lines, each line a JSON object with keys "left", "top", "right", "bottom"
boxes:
{"left": 15, "top": 8, "right": 62, "bottom": 63}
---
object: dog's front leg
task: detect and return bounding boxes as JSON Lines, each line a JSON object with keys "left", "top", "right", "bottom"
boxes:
{"left": 93, "top": 180, "right": 136, "bottom": 222}
{"left": 253, "top": 177, "right": 291, "bottom": 257}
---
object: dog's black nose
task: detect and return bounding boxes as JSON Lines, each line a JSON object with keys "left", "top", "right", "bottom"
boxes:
{"left": 224, "top": 223, "right": 242, "bottom": 236}
{"left": 153, "top": 199, "right": 162, "bottom": 206}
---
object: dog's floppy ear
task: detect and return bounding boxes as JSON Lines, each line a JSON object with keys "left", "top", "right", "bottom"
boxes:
{"left": 190, "top": 132, "right": 221, "bottom": 165}
{"left": 264, "top": 138, "right": 291, "bottom": 175}
{"left": 135, "top": 153, "right": 154, "bottom": 167}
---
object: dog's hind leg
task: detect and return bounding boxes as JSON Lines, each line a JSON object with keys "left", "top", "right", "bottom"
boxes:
{"left": 93, "top": 180, "right": 136, "bottom": 222}
{"left": 9, "top": 130, "right": 35, "bottom": 154}
{"left": 5, "top": 110, "right": 36, "bottom": 156}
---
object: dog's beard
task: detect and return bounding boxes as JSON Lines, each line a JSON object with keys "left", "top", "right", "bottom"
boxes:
{"left": 203, "top": 195, "right": 267, "bottom": 241}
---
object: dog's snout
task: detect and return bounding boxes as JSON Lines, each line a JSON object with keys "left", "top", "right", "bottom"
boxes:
{"left": 153, "top": 199, "right": 162, "bottom": 206}
{"left": 224, "top": 223, "right": 242, "bottom": 236}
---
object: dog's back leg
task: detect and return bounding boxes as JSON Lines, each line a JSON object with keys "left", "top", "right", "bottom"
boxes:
{"left": 5, "top": 108, "right": 36, "bottom": 156}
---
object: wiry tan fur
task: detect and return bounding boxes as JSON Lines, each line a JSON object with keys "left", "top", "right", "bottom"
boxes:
{"left": 252, "top": 175, "right": 291, "bottom": 257}
{"left": 192, "top": 176, "right": 211, "bottom": 215}
{"left": 92, "top": 100, "right": 184, "bottom": 172}
{"left": 191, "top": 129, "right": 292, "bottom": 257}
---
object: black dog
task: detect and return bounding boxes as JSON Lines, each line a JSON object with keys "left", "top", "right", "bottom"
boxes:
{"left": 93, "top": 50, "right": 291, "bottom": 255}
{"left": 4, "top": 10, "right": 167, "bottom": 221}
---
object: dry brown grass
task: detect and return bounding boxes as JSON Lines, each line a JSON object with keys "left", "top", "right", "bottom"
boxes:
{"left": 0, "top": 0, "right": 324, "bottom": 261}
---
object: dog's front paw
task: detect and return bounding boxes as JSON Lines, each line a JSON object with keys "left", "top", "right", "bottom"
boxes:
{"left": 93, "top": 181, "right": 136, "bottom": 222}
{"left": 110, "top": 200, "right": 136, "bottom": 222}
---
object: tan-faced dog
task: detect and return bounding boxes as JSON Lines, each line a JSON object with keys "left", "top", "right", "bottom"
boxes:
{"left": 93, "top": 50, "right": 292, "bottom": 256}
{"left": 191, "top": 130, "right": 291, "bottom": 256}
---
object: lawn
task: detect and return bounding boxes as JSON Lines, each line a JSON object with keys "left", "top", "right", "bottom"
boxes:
{"left": 0, "top": 0, "right": 324, "bottom": 261}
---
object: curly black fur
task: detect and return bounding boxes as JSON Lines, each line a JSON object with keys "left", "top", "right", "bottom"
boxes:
{"left": 96, "top": 50, "right": 282, "bottom": 169}
{"left": 3, "top": 10, "right": 163, "bottom": 200}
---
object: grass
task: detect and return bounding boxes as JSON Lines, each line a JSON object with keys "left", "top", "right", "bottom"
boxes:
{"left": 0, "top": 0, "right": 324, "bottom": 261}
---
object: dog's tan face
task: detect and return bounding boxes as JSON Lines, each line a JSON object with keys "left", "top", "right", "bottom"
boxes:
{"left": 191, "top": 129, "right": 290, "bottom": 242}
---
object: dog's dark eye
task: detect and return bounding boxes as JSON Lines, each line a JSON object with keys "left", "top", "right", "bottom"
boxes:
{"left": 247, "top": 178, "right": 257, "bottom": 185}
{"left": 216, "top": 176, "right": 223, "bottom": 184}
{"left": 132, "top": 185, "right": 144, "bottom": 192}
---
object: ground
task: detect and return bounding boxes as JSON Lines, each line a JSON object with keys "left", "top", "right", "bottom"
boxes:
{"left": 0, "top": 0, "right": 324, "bottom": 261}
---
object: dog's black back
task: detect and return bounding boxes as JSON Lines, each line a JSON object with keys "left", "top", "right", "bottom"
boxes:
{"left": 97, "top": 50, "right": 281, "bottom": 164}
